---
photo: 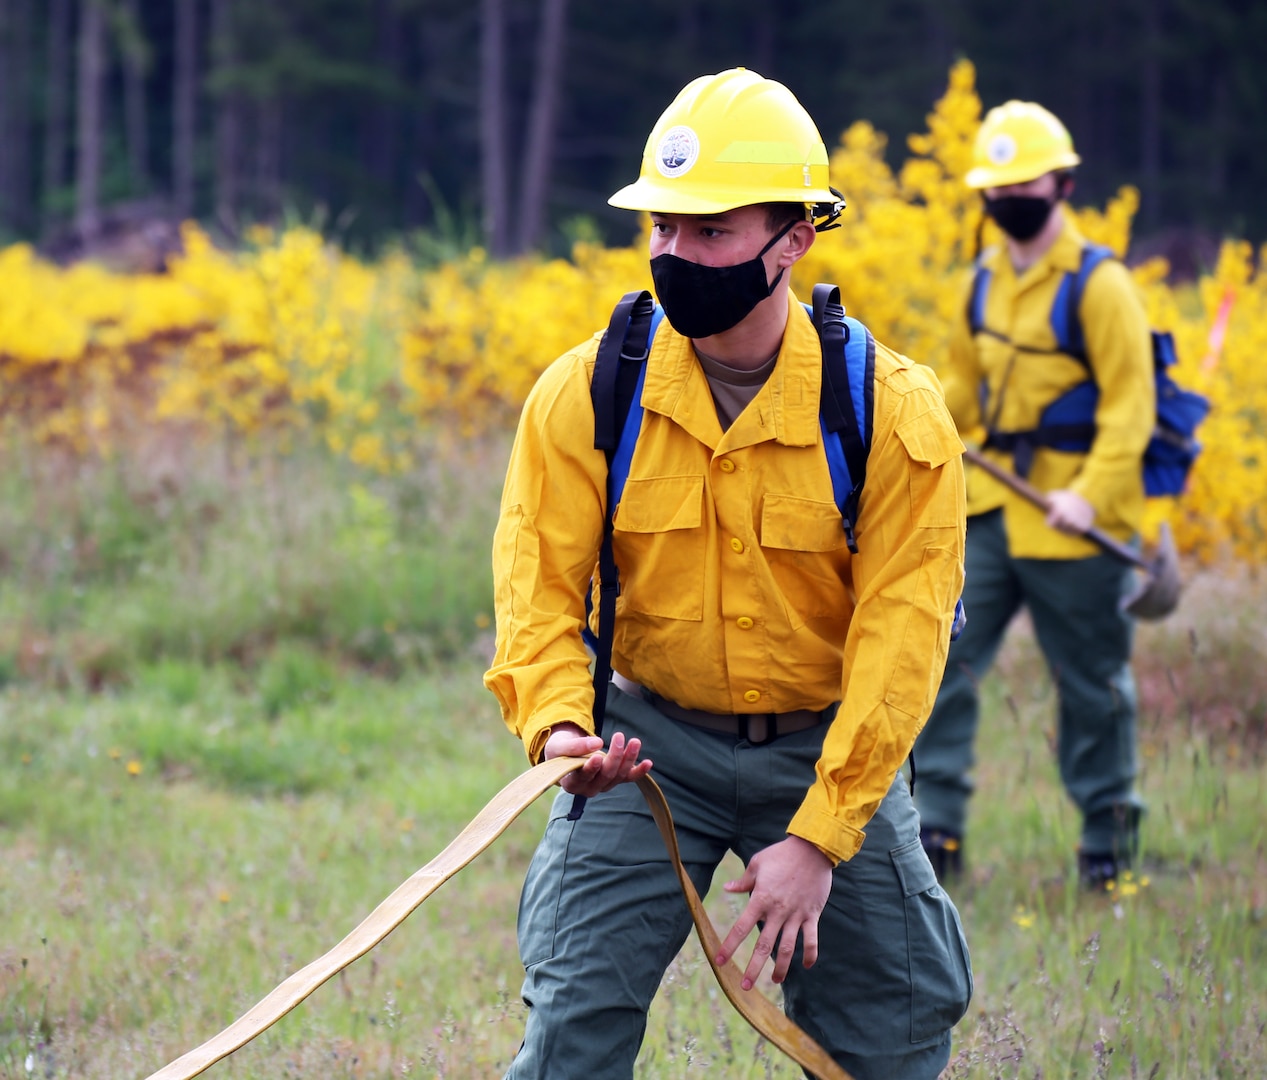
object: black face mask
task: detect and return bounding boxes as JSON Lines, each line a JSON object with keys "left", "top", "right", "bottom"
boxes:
{"left": 983, "top": 194, "right": 1057, "bottom": 242}
{"left": 650, "top": 221, "right": 795, "bottom": 339}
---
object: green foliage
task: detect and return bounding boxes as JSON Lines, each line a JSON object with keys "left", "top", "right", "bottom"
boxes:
{"left": 0, "top": 439, "right": 499, "bottom": 689}
{"left": 133, "top": 656, "right": 209, "bottom": 708}
{"left": 1, "top": 592, "right": 1266, "bottom": 1078}
{"left": 405, "top": 172, "right": 484, "bottom": 269}
{"left": 256, "top": 641, "right": 337, "bottom": 718}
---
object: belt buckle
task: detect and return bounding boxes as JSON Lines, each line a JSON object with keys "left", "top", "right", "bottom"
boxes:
{"left": 742, "top": 714, "right": 775, "bottom": 745}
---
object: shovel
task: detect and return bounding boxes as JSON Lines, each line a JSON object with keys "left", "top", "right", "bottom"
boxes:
{"left": 963, "top": 447, "right": 1182, "bottom": 620}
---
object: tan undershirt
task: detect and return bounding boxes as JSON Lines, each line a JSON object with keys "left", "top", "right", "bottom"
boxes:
{"left": 695, "top": 348, "right": 779, "bottom": 431}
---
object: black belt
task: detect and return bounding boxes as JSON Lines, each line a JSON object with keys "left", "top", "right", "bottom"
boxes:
{"left": 612, "top": 673, "right": 833, "bottom": 746}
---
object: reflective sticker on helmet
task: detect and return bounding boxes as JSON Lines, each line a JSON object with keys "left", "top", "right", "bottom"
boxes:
{"left": 987, "top": 133, "right": 1017, "bottom": 166}
{"left": 656, "top": 126, "right": 700, "bottom": 179}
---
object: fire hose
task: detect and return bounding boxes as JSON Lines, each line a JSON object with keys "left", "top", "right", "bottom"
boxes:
{"left": 144, "top": 756, "right": 852, "bottom": 1080}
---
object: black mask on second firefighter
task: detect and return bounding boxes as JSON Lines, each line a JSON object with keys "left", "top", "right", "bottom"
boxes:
{"left": 983, "top": 193, "right": 1058, "bottom": 242}
{"left": 650, "top": 220, "right": 796, "bottom": 339}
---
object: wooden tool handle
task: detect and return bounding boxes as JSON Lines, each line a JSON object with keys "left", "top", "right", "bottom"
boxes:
{"left": 962, "top": 447, "right": 1145, "bottom": 569}
{"left": 145, "top": 758, "right": 853, "bottom": 1080}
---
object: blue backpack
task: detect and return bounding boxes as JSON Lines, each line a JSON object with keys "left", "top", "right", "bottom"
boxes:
{"left": 969, "top": 243, "right": 1210, "bottom": 497}
{"left": 568, "top": 284, "right": 962, "bottom": 819}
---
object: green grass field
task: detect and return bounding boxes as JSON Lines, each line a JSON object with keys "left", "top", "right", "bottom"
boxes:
{"left": 1, "top": 448, "right": 1264, "bottom": 1079}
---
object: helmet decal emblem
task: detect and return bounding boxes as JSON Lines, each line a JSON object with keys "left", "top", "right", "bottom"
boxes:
{"left": 656, "top": 125, "right": 700, "bottom": 179}
{"left": 987, "top": 133, "right": 1017, "bottom": 166}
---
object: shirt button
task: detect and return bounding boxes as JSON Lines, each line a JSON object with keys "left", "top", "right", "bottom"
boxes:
{"left": 730, "top": 538, "right": 745, "bottom": 554}
{"left": 743, "top": 689, "right": 762, "bottom": 704}
{"left": 737, "top": 616, "right": 754, "bottom": 630}
{"left": 719, "top": 459, "right": 735, "bottom": 473}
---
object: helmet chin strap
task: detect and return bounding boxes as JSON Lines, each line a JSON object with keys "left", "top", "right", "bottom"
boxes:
{"left": 812, "top": 186, "right": 847, "bottom": 233}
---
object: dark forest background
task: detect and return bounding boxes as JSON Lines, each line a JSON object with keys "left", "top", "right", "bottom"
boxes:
{"left": 0, "top": 0, "right": 1263, "bottom": 262}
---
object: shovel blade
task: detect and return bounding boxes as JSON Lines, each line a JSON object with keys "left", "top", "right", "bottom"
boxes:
{"left": 1121, "top": 521, "right": 1182, "bottom": 621}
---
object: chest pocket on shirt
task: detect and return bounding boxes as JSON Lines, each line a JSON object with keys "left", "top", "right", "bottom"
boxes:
{"left": 613, "top": 474, "right": 705, "bottom": 621}
{"left": 760, "top": 494, "right": 850, "bottom": 623}
{"left": 896, "top": 407, "right": 967, "bottom": 529}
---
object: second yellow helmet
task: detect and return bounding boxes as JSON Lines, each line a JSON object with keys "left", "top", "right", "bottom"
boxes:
{"left": 965, "top": 100, "right": 1081, "bottom": 189}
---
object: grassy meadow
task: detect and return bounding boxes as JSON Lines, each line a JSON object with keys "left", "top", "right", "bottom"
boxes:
{"left": 1, "top": 442, "right": 1265, "bottom": 1080}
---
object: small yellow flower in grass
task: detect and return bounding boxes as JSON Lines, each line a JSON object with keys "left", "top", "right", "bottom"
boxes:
{"left": 218, "top": 890, "right": 232, "bottom": 904}
{"left": 126, "top": 760, "right": 143, "bottom": 776}
{"left": 20, "top": 753, "right": 32, "bottom": 765}
{"left": 474, "top": 612, "right": 491, "bottom": 630}
{"left": 1113, "top": 870, "right": 1148, "bottom": 898}
{"left": 399, "top": 818, "right": 414, "bottom": 832}
{"left": 943, "top": 837, "right": 960, "bottom": 852}
{"left": 1011, "top": 905, "right": 1035, "bottom": 929}
{"left": 108, "top": 747, "right": 122, "bottom": 760}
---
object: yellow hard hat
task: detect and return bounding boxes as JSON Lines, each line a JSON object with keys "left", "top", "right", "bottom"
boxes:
{"left": 608, "top": 68, "right": 843, "bottom": 223}
{"left": 964, "top": 100, "right": 1081, "bottom": 189}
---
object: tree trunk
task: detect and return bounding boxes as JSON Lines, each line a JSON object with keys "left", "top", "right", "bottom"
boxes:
{"left": 369, "top": 0, "right": 402, "bottom": 205}
{"left": 1140, "top": 0, "right": 1163, "bottom": 230}
{"left": 173, "top": 0, "right": 198, "bottom": 218}
{"left": 42, "top": 0, "right": 71, "bottom": 223}
{"left": 406, "top": 12, "right": 434, "bottom": 228}
{"left": 121, "top": 0, "right": 151, "bottom": 196}
{"left": 923, "top": 0, "right": 954, "bottom": 92}
{"left": 0, "top": 0, "right": 35, "bottom": 235}
{"left": 0, "top": 0, "right": 14, "bottom": 233}
{"left": 211, "top": 0, "right": 240, "bottom": 230}
{"left": 1206, "top": 68, "right": 1229, "bottom": 202}
{"left": 255, "top": 98, "right": 282, "bottom": 218}
{"left": 479, "top": 0, "right": 511, "bottom": 257}
{"left": 515, "top": 0, "right": 568, "bottom": 253}
{"left": 76, "top": 0, "right": 106, "bottom": 240}
{"left": 749, "top": 1, "right": 774, "bottom": 80}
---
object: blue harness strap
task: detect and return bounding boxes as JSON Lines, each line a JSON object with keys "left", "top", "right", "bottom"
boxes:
{"left": 1051, "top": 243, "right": 1114, "bottom": 361}
{"left": 809, "top": 283, "right": 873, "bottom": 552}
{"left": 974, "top": 243, "right": 1208, "bottom": 496}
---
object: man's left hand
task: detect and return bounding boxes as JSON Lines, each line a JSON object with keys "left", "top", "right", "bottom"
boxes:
{"left": 714, "top": 835, "right": 833, "bottom": 990}
{"left": 1045, "top": 489, "right": 1095, "bottom": 535}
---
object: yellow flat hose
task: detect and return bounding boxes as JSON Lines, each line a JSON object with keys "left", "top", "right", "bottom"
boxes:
{"left": 143, "top": 757, "right": 852, "bottom": 1080}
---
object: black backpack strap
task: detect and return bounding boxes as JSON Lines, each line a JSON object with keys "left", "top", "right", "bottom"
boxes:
{"left": 592, "top": 290, "right": 655, "bottom": 451}
{"left": 812, "top": 284, "right": 868, "bottom": 477}
{"left": 571, "top": 289, "right": 653, "bottom": 821}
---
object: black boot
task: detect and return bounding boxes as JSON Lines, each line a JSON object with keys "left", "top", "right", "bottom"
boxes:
{"left": 1077, "top": 849, "right": 1120, "bottom": 892}
{"left": 920, "top": 826, "right": 963, "bottom": 883}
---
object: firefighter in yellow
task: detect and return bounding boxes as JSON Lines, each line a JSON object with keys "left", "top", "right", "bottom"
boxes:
{"left": 913, "top": 102, "right": 1155, "bottom": 889}
{"left": 485, "top": 69, "right": 972, "bottom": 1079}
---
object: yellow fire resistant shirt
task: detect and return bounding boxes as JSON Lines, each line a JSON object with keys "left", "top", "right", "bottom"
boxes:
{"left": 484, "top": 292, "right": 966, "bottom": 864}
{"left": 940, "top": 216, "right": 1154, "bottom": 558}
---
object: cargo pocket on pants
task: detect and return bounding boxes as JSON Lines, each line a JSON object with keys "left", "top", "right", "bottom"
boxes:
{"left": 517, "top": 813, "right": 572, "bottom": 968}
{"left": 890, "top": 838, "right": 974, "bottom": 1043}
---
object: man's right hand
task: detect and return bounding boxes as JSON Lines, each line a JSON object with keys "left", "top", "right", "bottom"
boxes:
{"left": 543, "top": 723, "right": 652, "bottom": 797}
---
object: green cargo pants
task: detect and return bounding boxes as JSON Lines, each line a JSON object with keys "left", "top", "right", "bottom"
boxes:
{"left": 913, "top": 508, "right": 1143, "bottom": 854}
{"left": 505, "top": 680, "right": 973, "bottom": 1080}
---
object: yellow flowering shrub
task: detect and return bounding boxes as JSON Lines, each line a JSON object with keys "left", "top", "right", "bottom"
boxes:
{"left": 0, "top": 60, "right": 1263, "bottom": 561}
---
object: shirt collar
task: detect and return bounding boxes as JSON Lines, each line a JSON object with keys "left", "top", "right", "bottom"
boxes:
{"left": 640, "top": 290, "right": 823, "bottom": 450}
